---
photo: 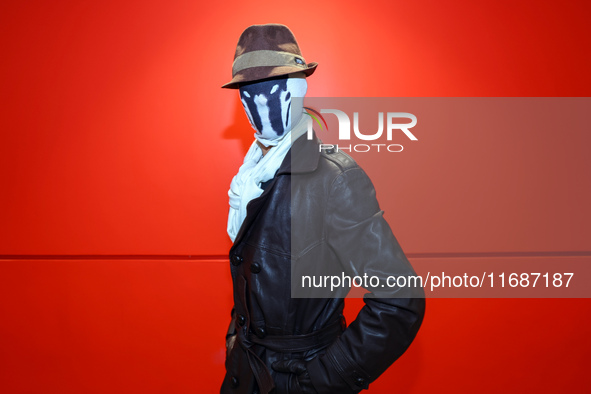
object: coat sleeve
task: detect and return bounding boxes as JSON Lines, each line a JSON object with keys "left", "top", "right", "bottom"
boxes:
{"left": 225, "top": 307, "right": 237, "bottom": 359}
{"left": 226, "top": 306, "right": 236, "bottom": 341}
{"left": 306, "top": 166, "right": 426, "bottom": 393}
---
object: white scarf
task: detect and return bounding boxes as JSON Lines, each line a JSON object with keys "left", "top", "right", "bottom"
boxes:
{"left": 227, "top": 113, "right": 309, "bottom": 242}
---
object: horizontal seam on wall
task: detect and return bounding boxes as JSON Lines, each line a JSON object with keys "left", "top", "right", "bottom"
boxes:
{"left": 0, "top": 251, "right": 590, "bottom": 261}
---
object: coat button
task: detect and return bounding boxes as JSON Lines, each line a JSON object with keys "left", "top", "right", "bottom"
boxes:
{"left": 250, "top": 262, "right": 261, "bottom": 273}
{"left": 237, "top": 314, "right": 246, "bottom": 326}
{"left": 355, "top": 377, "right": 366, "bottom": 387}
{"left": 254, "top": 327, "right": 267, "bottom": 338}
{"left": 231, "top": 254, "right": 243, "bottom": 266}
{"left": 230, "top": 376, "right": 239, "bottom": 388}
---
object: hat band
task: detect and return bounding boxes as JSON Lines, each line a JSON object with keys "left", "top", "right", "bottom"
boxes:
{"left": 232, "top": 50, "right": 307, "bottom": 76}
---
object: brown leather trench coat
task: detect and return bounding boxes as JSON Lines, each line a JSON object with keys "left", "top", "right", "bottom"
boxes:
{"left": 221, "top": 133, "right": 425, "bottom": 394}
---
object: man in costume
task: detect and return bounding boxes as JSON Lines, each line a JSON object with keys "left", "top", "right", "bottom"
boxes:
{"left": 221, "top": 24, "right": 425, "bottom": 394}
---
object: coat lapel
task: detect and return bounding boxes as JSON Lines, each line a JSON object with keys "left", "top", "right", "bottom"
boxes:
{"left": 230, "top": 132, "right": 321, "bottom": 249}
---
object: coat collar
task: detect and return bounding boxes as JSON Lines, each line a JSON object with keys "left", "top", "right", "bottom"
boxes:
{"left": 276, "top": 131, "right": 320, "bottom": 175}
{"left": 230, "top": 131, "right": 320, "bottom": 249}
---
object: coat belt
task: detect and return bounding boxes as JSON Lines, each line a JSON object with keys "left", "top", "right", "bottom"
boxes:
{"left": 236, "top": 319, "right": 343, "bottom": 394}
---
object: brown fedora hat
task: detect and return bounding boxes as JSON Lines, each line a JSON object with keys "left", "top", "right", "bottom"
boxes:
{"left": 221, "top": 24, "right": 318, "bottom": 89}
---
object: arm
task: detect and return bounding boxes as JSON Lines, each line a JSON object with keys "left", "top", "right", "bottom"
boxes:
{"left": 307, "top": 166, "right": 425, "bottom": 393}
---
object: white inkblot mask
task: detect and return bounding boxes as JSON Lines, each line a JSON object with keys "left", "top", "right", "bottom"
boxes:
{"left": 239, "top": 74, "right": 308, "bottom": 147}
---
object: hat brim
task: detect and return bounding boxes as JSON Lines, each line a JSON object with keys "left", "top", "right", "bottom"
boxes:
{"left": 221, "top": 62, "right": 318, "bottom": 89}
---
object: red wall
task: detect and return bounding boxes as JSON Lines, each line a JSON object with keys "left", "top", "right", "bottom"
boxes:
{"left": 1, "top": 1, "right": 589, "bottom": 393}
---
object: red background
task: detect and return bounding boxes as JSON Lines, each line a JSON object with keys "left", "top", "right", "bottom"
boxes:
{"left": 1, "top": 0, "right": 590, "bottom": 392}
